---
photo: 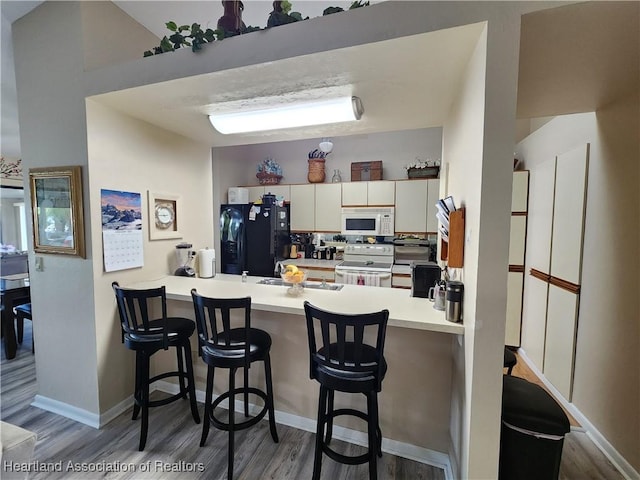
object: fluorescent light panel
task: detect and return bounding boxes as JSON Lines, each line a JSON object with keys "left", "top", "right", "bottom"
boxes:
{"left": 209, "top": 96, "right": 363, "bottom": 134}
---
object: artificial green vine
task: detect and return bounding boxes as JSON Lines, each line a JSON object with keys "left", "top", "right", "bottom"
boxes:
{"left": 143, "top": 1, "right": 370, "bottom": 57}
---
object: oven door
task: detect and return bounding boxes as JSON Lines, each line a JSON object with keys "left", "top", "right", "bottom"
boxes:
{"left": 334, "top": 268, "right": 392, "bottom": 287}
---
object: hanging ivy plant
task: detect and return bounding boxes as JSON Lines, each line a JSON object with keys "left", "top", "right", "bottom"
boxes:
{"left": 143, "top": 1, "right": 369, "bottom": 57}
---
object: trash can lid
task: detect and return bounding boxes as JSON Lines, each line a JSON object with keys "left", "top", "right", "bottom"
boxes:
{"left": 502, "top": 375, "right": 570, "bottom": 436}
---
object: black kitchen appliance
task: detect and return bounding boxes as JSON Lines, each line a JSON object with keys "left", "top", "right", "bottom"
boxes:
{"left": 410, "top": 261, "right": 442, "bottom": 298}
{"left": 220, "top": 203, "right": 290, "bottom": 277}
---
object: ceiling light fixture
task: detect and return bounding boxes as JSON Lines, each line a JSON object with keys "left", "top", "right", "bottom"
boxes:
{"left": 209, "top": 96, "right": 363, "bottom": 134}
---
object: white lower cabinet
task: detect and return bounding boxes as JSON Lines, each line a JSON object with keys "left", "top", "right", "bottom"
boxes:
{"left": 544, "top": 284, "right": 580, "bottom": 400}
{"left": 521, "top": 274, "right": 549, "bottom": 371}
{"left": 505, "top": 272, "right": 524, "bottom": 347}
{"left": 392, "top": 273, "right": 412, "bottom": 289}
{"left": 305, "top": 267, "right": 335, "bottom": 282}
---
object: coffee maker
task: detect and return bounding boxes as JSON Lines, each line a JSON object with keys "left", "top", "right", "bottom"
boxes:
{"left": 175, "top": 242, "right": 196, "bottom": 277}
{"left": 410, "top": 261, "right": 442, "bottom": 298}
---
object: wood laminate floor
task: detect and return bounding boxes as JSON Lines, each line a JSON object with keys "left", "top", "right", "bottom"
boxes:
{"left": 1, "top": 324, "right": 625, "bottom": 479}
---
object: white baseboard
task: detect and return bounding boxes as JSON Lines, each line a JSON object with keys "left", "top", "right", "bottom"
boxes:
{"left": 517, "top": 349, "right": 639, "bottom": 480}
{"left": 30, "top": 382, "right": 452, "bottom": 475}
{"left": 156, "top": 380, "right": 452, "bottom": 475}
{"left": 99, "top": 394, "right": 135, "bottom": 428}
{"left": 31, "top": 395, "right": 100, "bottom": 429}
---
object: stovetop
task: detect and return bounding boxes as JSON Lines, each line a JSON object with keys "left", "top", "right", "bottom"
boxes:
{"left": 336, "top": 260, "right": 393, "bottom": 271}
{"left": 336, "top": 244, "right": 394, "bottom": 271}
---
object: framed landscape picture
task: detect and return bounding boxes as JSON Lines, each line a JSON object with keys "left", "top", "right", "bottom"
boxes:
{"left": 29, "top": 166, "right": 85, "bottom": 258}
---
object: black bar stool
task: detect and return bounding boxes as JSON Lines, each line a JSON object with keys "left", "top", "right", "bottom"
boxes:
{"left": 191, "top": 290, "right": 278, "bottom": 480}
{"left": 504, "top": 347, "right": 517, "bottom": 375}
{"left": 14, "top": 303, "right": 34, "bottom": 353}
{"left": 303, "top": 301, "right": 389, "bottom": 480}
{"left": 112, "top": 282, "right": 200, "bottom": 451}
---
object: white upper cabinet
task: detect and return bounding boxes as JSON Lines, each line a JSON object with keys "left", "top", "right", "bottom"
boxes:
{"left": 342, "top": 182, "right": 368, "bottom": 206}
{"left": 290, "top": 184, "right": 315, "bottom": 232}
{"left": 394, "top": 179, "right": 439, "bottom": 234}
{"left": 367, "top": 181, "right": 395, "bottom": 205}
{"left": 315, "top": 183, "right": 342, "bottom": 232}
{"left": 511, "top": 171, "right": 529, "bottom": 212}
{"left": 550, "top": 144, "right": 589, "bottom": 285}
{"left": 509, "top": 216, "right": 527, "bottom": 266}
{"left": 395, "top": 179, "right": 428, "bottom": 233}
{"left": 342, "top": 181, "right": 395, "bottom": 206}
{"left": 265, "top": 184, "right": 291, "bottom": 202}
{"left": 426, "top": 179, "right": 439, "bottom": 233}
{"left": 247, "top": 186, "right": 265, "bottom": 203}
{"left": 527, "top": 158, "right": 556, "bottom": 273}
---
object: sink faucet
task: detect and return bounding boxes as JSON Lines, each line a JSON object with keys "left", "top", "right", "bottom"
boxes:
{"left": 274, "top": 261, "right": 283, "bottom": 276}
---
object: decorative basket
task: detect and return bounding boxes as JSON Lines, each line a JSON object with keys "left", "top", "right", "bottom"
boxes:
{"left": 256, "top": 172, "right": 283, "bottom": 185}
{"left": 307, "top": 159, "right": 326, "bottom": 183}
{"left": 407, "top": 166, "right": 440, "bottom": 179}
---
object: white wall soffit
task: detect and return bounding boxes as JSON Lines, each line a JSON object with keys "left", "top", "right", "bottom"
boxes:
{"left": 88, "top": 22, "right": 485, "bottom": 147}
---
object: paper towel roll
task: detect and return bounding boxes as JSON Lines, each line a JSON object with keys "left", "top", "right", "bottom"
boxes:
{"left": 198, "top": 248, "right": 215, "bottom": 278}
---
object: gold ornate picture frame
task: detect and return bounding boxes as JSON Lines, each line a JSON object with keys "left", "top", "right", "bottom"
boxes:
{"left": 29, "top": 166, "right": 85, "bottom": 258}
{"left": 147, "top": 191, "right": 182, "bottom": 240}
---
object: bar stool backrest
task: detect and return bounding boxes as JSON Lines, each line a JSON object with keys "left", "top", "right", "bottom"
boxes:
{"left": 303, "top": 301, "right": 389, "bottom": 392}
{"left": 112, "top": 282, "right": 168, "bottom": 349}
{"left": 191, "top": 291, "right": 252, "bottom": 366}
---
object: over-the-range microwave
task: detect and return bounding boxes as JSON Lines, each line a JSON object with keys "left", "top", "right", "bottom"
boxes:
{"left": 341, "top": 207, "right": 395, "bottom": 236}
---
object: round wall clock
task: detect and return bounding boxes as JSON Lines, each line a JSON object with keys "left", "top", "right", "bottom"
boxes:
{"left": 154, "top": 201, "right": 175, "bottom": 229}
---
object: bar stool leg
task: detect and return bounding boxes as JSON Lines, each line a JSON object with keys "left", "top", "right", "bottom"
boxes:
{"left": 200, "top": 366, "right": 214, "bottom": 447}
{"left": 176, "top": 344, "right": 187, "bottom": 399}
{"left": 243, "top": 365, "right": 250, "bottom": 417}
{"left": 367, "top": 392, "right": 377, "bottom": 480}
{"left": 325, "top": 389, "right": 334, "bottom": 444}
{"left": 132, "top": 351, "right": 142, "bottom": 420}
{"left": 313, "top": 385, "right": 328, "bottom": 480}
{"left": 182, "top": 340, "right": 200, "bottom": 424}
{"left": 372, "top": 393, "right": 382, "bottom": 457}
{"left": 139, "top": 352, "right": 151, "bottom": 451}
{"left": 264, "top": 353, "right": 279, "bottom": 442}
{"left": 228, "top": 367, "right": 236, "bottom": 480}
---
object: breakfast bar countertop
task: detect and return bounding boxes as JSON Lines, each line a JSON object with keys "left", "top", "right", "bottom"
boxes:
{"left": 126, "top": 274, "right": 464, "bottom": 335}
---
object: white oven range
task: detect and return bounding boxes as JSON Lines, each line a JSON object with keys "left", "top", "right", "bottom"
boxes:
{"left": 334, "top": 244, "right": 394, "bottom": 287}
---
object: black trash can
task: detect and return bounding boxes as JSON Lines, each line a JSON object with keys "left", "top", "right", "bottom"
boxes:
{"left": 499, "top": 375, "right": 570, "bottom": 480}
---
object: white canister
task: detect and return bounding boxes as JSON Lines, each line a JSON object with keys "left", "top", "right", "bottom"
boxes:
{"left": 198, "top": 248, "right": 216, "bottom": 278}
{"left": 228, "top": 187, "right": 249, "bottom": 204}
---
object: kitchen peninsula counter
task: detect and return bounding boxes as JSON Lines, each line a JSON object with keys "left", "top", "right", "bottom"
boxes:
{"left": 125, "top": 273, "right": 462, "bottom": 462}
{"left": 127, "top": 274, "right": 464, "bottom": 335}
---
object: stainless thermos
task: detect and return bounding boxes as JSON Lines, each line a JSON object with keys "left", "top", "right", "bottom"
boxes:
{"left": 445, "top": 281, "right": 464, "bottom": 323}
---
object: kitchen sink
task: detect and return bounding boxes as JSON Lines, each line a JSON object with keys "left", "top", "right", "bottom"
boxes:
{"left": 257, "top": 278, "right": 344, "bottom": 291}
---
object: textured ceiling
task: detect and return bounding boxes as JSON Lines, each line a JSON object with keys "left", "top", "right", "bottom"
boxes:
{"left": 91, "top": 23, "right": 485, "bottom": 147}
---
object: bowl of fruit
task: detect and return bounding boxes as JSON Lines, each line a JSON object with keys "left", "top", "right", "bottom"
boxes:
{"left": 281, "top": 265, "right": 306, "bottom": 295}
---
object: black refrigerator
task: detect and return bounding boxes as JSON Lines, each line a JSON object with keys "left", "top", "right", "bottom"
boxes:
{"left": 220, "top": 203, "right": 291, "bottom": 277}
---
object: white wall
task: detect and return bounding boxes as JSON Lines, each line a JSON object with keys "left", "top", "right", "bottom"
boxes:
{"left": 13, "top": 2, "right": 100, "bottom": 413}
{"left": 517, "top": 100, "right": 640, "bottom": 473}
{"left": 86, "top": 100, "right": 213, "bottom": 412}
{"left": 214, "top": 128, "right": 443, "bottom": 189}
